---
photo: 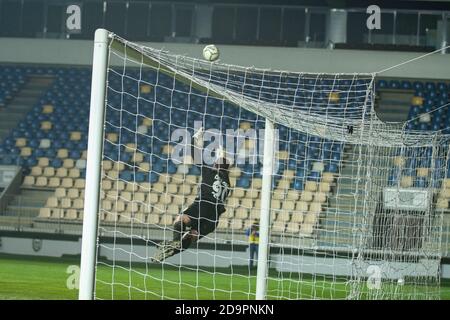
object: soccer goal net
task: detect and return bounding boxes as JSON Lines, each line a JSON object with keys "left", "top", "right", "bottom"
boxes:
{"left": 79, "top": 29, "right": 448, "bottom": 300}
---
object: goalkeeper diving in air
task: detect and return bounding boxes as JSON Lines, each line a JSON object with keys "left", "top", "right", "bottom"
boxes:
{"left": 151, "top": 127, "right": 232, "bottom": 262}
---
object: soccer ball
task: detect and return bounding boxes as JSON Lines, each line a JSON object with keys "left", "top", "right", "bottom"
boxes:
{"left": 397, "top": 278, "right": 405, "bottom": 286}
{"left": 203, "top": 44, "right": 220, "bottom": 62}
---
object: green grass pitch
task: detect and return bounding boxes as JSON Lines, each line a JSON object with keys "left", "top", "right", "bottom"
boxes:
{"left": 1, "top": 254, "right": 449, "bottom": 300}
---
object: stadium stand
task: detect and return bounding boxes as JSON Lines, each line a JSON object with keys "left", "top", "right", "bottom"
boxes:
{"left": 0, "top": 65, "right": 449, "bottom": 243}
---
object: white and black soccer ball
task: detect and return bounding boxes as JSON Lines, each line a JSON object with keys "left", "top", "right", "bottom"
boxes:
{"left": 203, "top": 44, "right": 220, "bottom": 62}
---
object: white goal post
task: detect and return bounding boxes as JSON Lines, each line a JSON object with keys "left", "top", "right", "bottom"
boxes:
{"left": 79, "top": 29, "right": 447, "bottom": 300}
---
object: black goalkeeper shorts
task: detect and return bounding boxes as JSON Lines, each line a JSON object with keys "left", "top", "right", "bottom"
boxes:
{"left": 182, "top": 200, "right": 225, "bottom": 238}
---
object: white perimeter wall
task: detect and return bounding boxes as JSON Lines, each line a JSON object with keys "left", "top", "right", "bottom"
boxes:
{"left": 1, "top": 37, "right": 450, "bottom": 79}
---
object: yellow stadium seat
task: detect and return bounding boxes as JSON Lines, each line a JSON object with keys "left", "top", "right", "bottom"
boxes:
{"left": 178, "top": 184, "right": 192, "bottom": 195}
{"left": 276, "top": 211, "right": 290, "bottom": 222}
{"left": 39, "top": 139, "right": 51, "bottom": 149}
{"left": 147, "top": 214, "right": 160, "bottom": 225}
{"left": 318, "top": 182, "right": 330, "bottom": 193}
{"left": 69, "top": 169, "right": 80, "bottom": 179}
{"left": 321, "top": 172, "right": 335, "bottom": 183}
{"left": 57, "top": 149, "right": 69, "bottom": 158}
{"left": 81, "top": 150, "right": 88, "bottom": 159}
{"left": 148, "top": 193, "right": 159, "bottom": 204}
{"left": 251, "top": 178, "right": 262, "bottom": 189}
{"left": 160, "top": 194, "right": 172, "bottom": 205}
{"left": 140, "top": 84, "right": 152, "bottom": 94}
{"left": 400, "top": 176, "right": 413, "bottom": 188}
{"left": 286, "top": 222, "right": 300, "bottom": 233}
{"left": 132, "top": 152, "right": 144, "bottom": 163}
{"left": 393, "top": 156, "right": 405, "bottom": 167}
{"left": 291, "top": 212, "right": 303, "bottom": 223}
{"left": 436, "top": 198, "right": 449, "bottom": 209}
{"left": 271, "top": 199, "right": 281, "bottom": 210}
{"left": 42, "top": 104, "right": 54, "bottom": 114}
{"left": 411, "top": 96, "right": 423, "bottom": 106}
{"left": 52, "top": 209, "right": 64, "bottom": 219}
{"left": 314, "top": 192, "right": 327, "bottom": 203}
{"left": 70, "top": 131, "right": 82, "bottom": 141}
{"left": 300, "top": 223, "right": 313, "bottom": 236}
{"left": 272, "top": 221, "right": 285, "bottom": 233}
{"left": 101, "top": 200, "right": 113, "bottom": 211}
{"left": 160, "top": 214, "right": 173, "bottom": 226}
{"left": 230, "top": 219, "right": 243, "bottom": 230}
{"left": 152, "top": 182, "right": 165, "bottom": 193}
{"left": 15, "top": 138, "right": 26, "bottom": 147}
{"left": 56, "top": 167, "right": 68, "bottom": 178}
{"left": 30, "top": 166, "right": 42, "bottom": 176}
{"left": 296, "top": 201, "right": 309, "bottom": 212}
{"left": 276, "top": 150, "right": 289, "bottom": 160}
{"left": 67, "top": 188, "right": 79, "bottom": 199}
{"left": 41, "top": 121, "right": 52, "bottom": 130}
{"left": 106, "top": 133, "right": 118, "bottom": 143}
{"left": 38, "top": 157, "right": 50, "bottom": 167}
{"left": 282, "top": 201, "right": 295, "bottom": 211}
{"left": 114, "top": 201, "right": 126, "bottom": 213}
{"left": 35, "top": 177, "right": 48, "bottom": 187}
{"left": 102, "top": 179, "right": 112, "bottom": 191}
{"left": 125, "top": 181, "right": 139, "bottom": 192}
{"left": 217, "top": 218, "right": 228, "bottom": 229}
{"left": 114, "top": 180, "right": 125, "bottom": 191}
{"left": 46, "top": 197, "right": 58, "bottom": 208}
{"left": 166, "top": 184, "right": 178, "bottom": 194}
{"left": 65, "top": 209, "right": 78, "bottom": 220}
{"left": 300, "top": 191, "right": 313, "bottom": 202}
{"left": 229, "top": 167, "right": 241, "bottom": 177}
{"left": 305, "top": 181, "right": 317, "bottom": 192}
{"left": 55, "top": 188, "right": 66, "bottom": 198}
{"left": 439, "top": 188, "right": 450, "bottom": 199}
{"left": 309, "top": 202, "right": 322, "bottom": 214}
{"left": 142, "top": 118, "right": 153, "bottom": 126}
{"left": 235, "top": 207, "right": 249, "bottom": 219}
{"left": 285, "top": 190, "right": 298, "bottom": 201}
{"left": 246, "top": 189, "right": 259, "bottom": 199}
{"left": 120, "top": 191, "right": 132, "bottom": 201}
{"left": 304, "top": 212, "right": 318, "bottom": 225}
{"left": 20, "top": 147, "right": 32, "bottom": 157}
{"left": 102, "top": 160, "right": 113, "bottom": 171}
{"left": 232, "top": 188, "right": 245, "bottom": 198}
{"left": 239, "top": 122, "right": 251, "bottom": 130}
{"left": 329, "top": 91, "right": 340, "bottom": 102}
{"left": 23, "top": 176, "right": 35, "bottom": 186}
{"left": 272, "top": 190, "right": 285, "bottom": 200}
{"left": 43, "top": 167, "right": 55, "bottom": 177}
{"left": 278, "top": 179, "right": 290, "bottom": 190}
{"left": 138, "top": 162, "right": 151, "bottom": 173}
{"left": 61, "top": 198, "right": 72, "bottom": 209}
{"left": 73, "top": 178, "right": 86, "bottom": 191}
{"left": 417, "top": 168, "right": 429, "bottom": 177}
{"left": 249, "top": 209, "right": 260, "bottom": 220}
{"left": 73, "top": 199, "right": 84, "bottom": 209}
{"left": 38, "top": 207, "right": 51, "bottom": 218}
{"left": 61, "top": 178, "right": 74, "bottom": 188}
{"left": 63, "top": 159, "right": 75, "bottom": 169}
{"left": 137, "top": 182, "right": 151, "bottom": 192}
{"left": 48, "top": 177, "right": 60, "bottom": 188}
{"left": 162, "top": 144, "right": 174, "bottom": 155}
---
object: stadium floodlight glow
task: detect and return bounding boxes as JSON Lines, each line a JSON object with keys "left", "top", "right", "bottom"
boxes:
{"left": 79, "top": 28, "right": 447, "bottom": 300}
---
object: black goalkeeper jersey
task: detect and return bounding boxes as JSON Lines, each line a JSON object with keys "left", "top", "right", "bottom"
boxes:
{"left": 196, "top": 165, "right": 231, "bottom": 209}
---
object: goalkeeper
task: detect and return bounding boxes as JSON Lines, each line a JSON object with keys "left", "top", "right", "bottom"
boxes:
{"left": 152, "top": 127, "right": 232, "bottom": 262}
